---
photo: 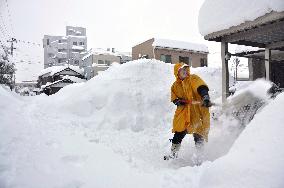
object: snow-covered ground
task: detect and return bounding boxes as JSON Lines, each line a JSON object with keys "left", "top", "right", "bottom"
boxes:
{"left": 1, "top": 59, "right": 283, "bottom": 188}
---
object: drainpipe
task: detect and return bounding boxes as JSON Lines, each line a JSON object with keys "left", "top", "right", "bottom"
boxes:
{"left": 153, "top": 46, "right": 156, "bottom": 59}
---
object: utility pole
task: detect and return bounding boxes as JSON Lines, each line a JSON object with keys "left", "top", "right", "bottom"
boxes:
{"left": 7, "top": 38, "right": 17, "bottom": 56}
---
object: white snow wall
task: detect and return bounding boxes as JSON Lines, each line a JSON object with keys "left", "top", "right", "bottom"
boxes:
{"left": 40, "top": 59, "right": 223, "bottom": 132}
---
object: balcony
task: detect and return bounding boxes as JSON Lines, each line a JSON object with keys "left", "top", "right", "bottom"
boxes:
{"left": 56, "top": 52, "right": 68, "bottom": 59}
{"left": 57, "top": 42, "right": 68, "bottom": 49}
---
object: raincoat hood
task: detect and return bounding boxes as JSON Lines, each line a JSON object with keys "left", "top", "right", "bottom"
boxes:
{"left": 174, "top": 63, "right": 190, "bottom": 81}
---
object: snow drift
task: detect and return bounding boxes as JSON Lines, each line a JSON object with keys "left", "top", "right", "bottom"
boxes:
{"left": 200, "top": 92, "right": 284, "bottom": 188}
{"left": 39, "top": 59, "right": 223, "bottom": 132}
{"left": 0, "top": 59, "right": 283, "bottom": 188}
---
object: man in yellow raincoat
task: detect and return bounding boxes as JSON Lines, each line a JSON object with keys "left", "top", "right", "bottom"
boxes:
{"left": 168, "top": 63, "right": 212, "bottom": 160}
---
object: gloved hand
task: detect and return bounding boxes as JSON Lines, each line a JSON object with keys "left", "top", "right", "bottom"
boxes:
{"left": 173, "top": 98, "right": 187, "bottom": 106}
{"left": 202, "top": 95, "right": 212, "bottom": 107}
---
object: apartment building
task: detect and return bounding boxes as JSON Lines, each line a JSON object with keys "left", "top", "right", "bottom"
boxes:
{"left": 43, "top": 26, "right": 87, "bottom": 68}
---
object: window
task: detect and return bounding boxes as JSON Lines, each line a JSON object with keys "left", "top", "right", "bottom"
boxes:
{"left": 79, "top": 42, "right": 84, "bottom": 45}
{"left": 47, "top": 39, "right": 49, "bottom": 45}
{"left": 200, "top": 58, "right": 207, "bottom": 67}
{"left": 179, "top": 56, "right": 189, "bottom": 65}
{"left": 160, "top": 55, "right": 172, "bottom": 63}
{"left": 105, "top": 60, "right": 111, "bottom": 66}
{"left": 98, "top": 60, "right": 104, "bottom": 64}
{"left": 58, "top": 40, "right": 62, "bottom": 43}
{"left": 58, "top": 49, "right": 64, "bottom": 52}
{"left": 73, "top": 41, "right": 77, "bottom": 45}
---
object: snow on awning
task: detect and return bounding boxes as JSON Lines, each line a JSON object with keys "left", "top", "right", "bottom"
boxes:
{"left": 198, "top": 0, "right": 284, "bottom": 36}
{"left": 235, "top": 45, "right": 263, "bottom": 54}
{"left": 72, "top": 46, "right": 85, "bottom": 50}
{"left": 152, "top": 38, "right": 208, "bottom": 53}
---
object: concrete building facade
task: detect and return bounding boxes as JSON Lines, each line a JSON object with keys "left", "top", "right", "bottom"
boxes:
{"left": 81, "top": 48, "right": 130, "bottom": 80}
{"left": 43, "top": 26, "right": 87, "bottom": 68}
{"left": 132, "top": 38, "right": 208, "bottom": 67}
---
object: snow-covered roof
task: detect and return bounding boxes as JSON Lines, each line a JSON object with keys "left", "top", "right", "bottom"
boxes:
{"left": 82, "top": 50, "right": 93, "bottom": 61}
{"left": 39, "top": 65, "right": 84, "bottom": 77}
{"left": 235, "top": 45, "right": 263, "bottom": 54}
{"left": 93, "top": 48, "right": 117, "bottom": 56}
{"left": 82, "top": 48, "right": 125, "bottom": 61}
{"left": 199, "top": 0, "right": 284, "bottom": 36}
{"left": 62, "top": 75, "right": 86, "bottom": 83}
{"left": 41, "top": 75, "right": 85, "bottom": 89}
{"left": 152, "top": 38, "right": 208, "bottom": 53}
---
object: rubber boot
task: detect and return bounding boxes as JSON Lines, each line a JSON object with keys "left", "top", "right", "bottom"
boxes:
{"left": 170, "top": 143, "right": 181, "bottom": 159}
{"left": 192, "top": 134, "right": 205, "bottom": 166}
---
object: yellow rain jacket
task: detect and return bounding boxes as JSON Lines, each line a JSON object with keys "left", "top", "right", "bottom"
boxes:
{"left": 171, "top": 63, "right": 210, "bottom": 141}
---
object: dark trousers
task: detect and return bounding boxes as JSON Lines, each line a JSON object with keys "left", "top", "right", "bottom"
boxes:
{"left": 172, "top": 131, "right": 204, "bottom": 147}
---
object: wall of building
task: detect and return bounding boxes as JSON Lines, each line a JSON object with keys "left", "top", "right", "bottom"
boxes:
{"left": 43, "top": 35, "right": 66, "bottom": 68}
{"left": 132, "top": 38, "right": 155, "bottom": 60}
{"left": 154, "top": 48, "right": 208, "bottom": 67}
{"left": 93, "top": 54, "right": 121, "bottom": 65}
{"left": 92, "top": 65, "right": 109, "bottom": 76}
{"left": 81, "top": 53, "right": 120, "bottom": 80}
{"left": 43, "top": 26, "right": 87, "bottom": 68}
{"left": 120, "top": 54, "right": 132, "bottom": 64}
{"left": 81, "top": 54, "right": 94, "bottom": 80}
{"left": 248, "top": 58, "right": 265, "bottom": 81}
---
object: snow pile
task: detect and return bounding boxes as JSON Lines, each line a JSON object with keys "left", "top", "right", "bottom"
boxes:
{"left": 200, "top": 92, "right": 284, "bottom": 188}
{"left": 1, "top": 59, "right": 283, "bottom": 188}
{"left": 41, "top": 60, "right": 222, "bottom": 121}
{"left": 198, "top": 0, "right": 284, "bottom": 36}
{"left": 40, "top": 60, "right": 175, "bottom": 131}
{"left": 153, "top": 38, "right": 208, "bottom": 53}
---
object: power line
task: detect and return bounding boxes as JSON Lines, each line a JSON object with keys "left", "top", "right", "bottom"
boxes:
{"left": 0, "top": 14, "right": 10, "bottom": 40}
{"left": 0, "top": 2, "right": 11, "bottom": 40}
{"left": 17, "top": 39, "right": 41, "bottom": 47}
{"left": 4, "top": 0, "right": 14, "bottom": 37}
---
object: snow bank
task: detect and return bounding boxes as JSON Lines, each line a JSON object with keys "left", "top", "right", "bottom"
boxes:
{"left": 1, "top": 59, "right": 282, "bottom": 188}
{"left": 198, "top": 0, "right": 284, "bottom": 36}
{"left": 0, "top": 85, "right": 21, "bottom": 107}
{"left": 200, "top": 92, "right": 284, "bottom": 188}
{"left": 229, "top": 79, "right": 272, "bottom": 101}
{"left": 40, "top": 60, "right": 222, "bottom": 131}
{"left": 153, "top": 38, "right": 208, "bottom": 53}
{"left": 41, "top": 60, "right": 175, "bottom": 131}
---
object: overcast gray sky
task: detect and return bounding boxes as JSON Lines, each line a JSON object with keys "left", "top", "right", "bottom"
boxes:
{"left": 0, "top": 0, "right": 220, "bottom": 51}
